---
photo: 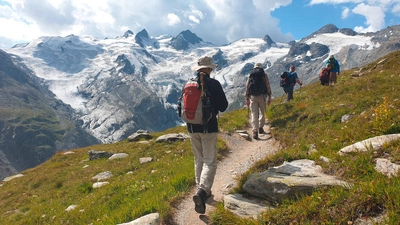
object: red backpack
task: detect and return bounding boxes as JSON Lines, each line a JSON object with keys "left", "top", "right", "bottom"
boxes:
{"left": 178, "top": 75, "right": 212, "bottom": 125}
{"left": 319, "top": 68, "right": 330, "bottom": 86}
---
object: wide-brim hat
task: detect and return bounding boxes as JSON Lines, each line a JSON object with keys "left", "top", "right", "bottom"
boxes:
{"left": 254, "top": 63, "right": 263, "bottom": 69}
{"left": 192, "top": 56, "right": 218, "bottom": 71}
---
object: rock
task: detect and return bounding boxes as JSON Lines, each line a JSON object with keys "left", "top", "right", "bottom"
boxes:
{"left": 140, "top": 157, "right": 153, "bottom": 164}
{"left": 3, "top": 174, "right": 24, "bottom": 182}
{"left": 375, "top": 158, "right": 400, "bottom": 178}
{"left": 117, "top": 212, "right": 160, "bottom": 225}
{"left": 127, "top": 130, "right": 153, "bottom": 142}
{"left": 93, "top": 182, "right": 109, "bottom": 188}
{"left": 63, "top": 151, "right": 74, "bottom": 155}
{"left": 319, "top": 156, "right": 330, "bottom": 163}
{"left": 242, "top": 159, "right": 350, "bottom": 203}
{"left": 65, "top": 205, "right": 78, "bottom": 212}
{"left": 155, "top": 133, "right": 189, "bottom": 143}
{"left": 341, "top": 114, "right": 353, "bottom": 123}
{"left": 88, "top": 150, "right": 113, "bottom": 160}
{"left": 92, "top": 171, "right": 112, "bottom": 181}
{"left": 223, "top": 194, "right": 273, "bottom": 219}
{"left": 338, "top": 134, "right": 400, "bottom": 155}
{"left": 109, "top": 153, "right": 129, "bottom": 160}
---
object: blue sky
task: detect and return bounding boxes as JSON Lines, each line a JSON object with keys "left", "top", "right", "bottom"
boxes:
{"left": 0, "top": 0, "right": 399, "bottom": 49}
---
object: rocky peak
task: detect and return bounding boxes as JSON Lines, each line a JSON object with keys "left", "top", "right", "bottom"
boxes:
{"left": 263, "top": 34, "right": 276, "bottom": 48}
{"left": 339, "top": 28, "right": 357, "bottom": 36}
{"left": 123, "top": 30, "right": 134, "bottom": 38}
{"left": 136, "top": 29, "right": 149, "bottom": 39}
{"left": 171, "top": 30, "right": 203, "bottom": 50}
{"left": 212, "top": 49, "right": 228, "bottom": 70}
{"left": 115, "top": 54, "right": 135, "bottom": 74}
{"left": 135, "top": 29, "right": 150, "bottom": 48}
{"left": 303, "top": 24, "right": 339, "bottom": 40}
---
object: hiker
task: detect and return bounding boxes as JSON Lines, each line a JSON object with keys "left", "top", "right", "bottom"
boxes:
{"left": 325, "top": 55, "right": 340, "bottom": 85}
{"left": 245, "top": 63, "right": 272, "bottom": 139}
{"left": 319, "top": 64, "right": 331, "bottom": 86}
{"left": 181, "top": 56, "right": 228, "bottom": 214}
{"left": 282, "top": 65, "right": 302, "bottom": 102}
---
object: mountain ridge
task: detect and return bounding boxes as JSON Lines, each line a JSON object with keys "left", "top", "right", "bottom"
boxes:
{"left": 1, "top": 23, "right": 400, "bottom": 179}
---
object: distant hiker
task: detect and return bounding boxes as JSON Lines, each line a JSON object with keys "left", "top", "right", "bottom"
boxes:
{"left": 319, "top": 64, "right": 331, "bottom": 86}
{"left": 325, "top": 55, "right": 340, "bottom": 85}
{"left": 179, "top": 56, "right": 228, "bottom": 214}
{"left": 282, "top": 65, "right": 302, "bottom": 102}
{"left": 245, "top": 63, "right": 272, "bottom": 139}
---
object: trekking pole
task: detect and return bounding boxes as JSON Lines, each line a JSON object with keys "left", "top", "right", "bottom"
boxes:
{"left": 280, "top": 93, "right": 285, "bottom": 103}
{"left": 299, "top": 85, "right": 302, "bottom": 98}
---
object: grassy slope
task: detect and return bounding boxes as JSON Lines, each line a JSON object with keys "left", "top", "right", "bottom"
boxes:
{"left": 211, "top": 50, "right": 400, "bottom": 224}
{"left": 0, "top": 50, "right": 399, "bottom": 224}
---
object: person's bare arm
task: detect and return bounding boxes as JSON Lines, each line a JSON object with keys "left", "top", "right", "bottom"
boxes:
{"left": 245, "top": 77, "right": 250, "bottom": 98}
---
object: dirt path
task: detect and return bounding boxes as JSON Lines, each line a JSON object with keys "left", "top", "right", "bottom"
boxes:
{"left": 168, "top": 122, "right": 280, "bottom": 225}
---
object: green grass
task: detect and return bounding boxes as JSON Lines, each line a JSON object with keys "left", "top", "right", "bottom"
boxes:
{"left": 0, "top": 122, "right": 237, "bottom": 224}
{"left": 210, "top": 50, "right": 400, "bottom": 224}
{"left": 1, "top": 50, "right": 400, "bottom": 224}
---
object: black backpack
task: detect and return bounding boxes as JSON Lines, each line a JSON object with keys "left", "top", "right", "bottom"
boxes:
{"left": 248, "top": 68, "right": 267, "bottom": 96}
{"left": 280, "top": 71, "right": 293, "bottom": 87}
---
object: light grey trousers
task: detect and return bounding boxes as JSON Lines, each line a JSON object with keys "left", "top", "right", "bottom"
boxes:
{"left": 250, "top": 94, "right": 266, "bottom": 133}
{"left": 189, "top": 132, "right": 218, "bottom": 196}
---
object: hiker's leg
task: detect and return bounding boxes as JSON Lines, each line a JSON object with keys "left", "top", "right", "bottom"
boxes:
{"left": 198, "top": 132, "right": 218, "bottom": 196}
{"left": 332, "top": 72, "right": 337, "bottom": 83}
{"left": 258, "top": 95, "right": 267, "bottom": 128}
{"left": 287, "top": 88, "right": 294, "bottom": 101}
{"left": 250, "top": 95, "right": 259, "bottom": 133}
{"left": 189, "top": 133, "right": 203, "bottom": 188}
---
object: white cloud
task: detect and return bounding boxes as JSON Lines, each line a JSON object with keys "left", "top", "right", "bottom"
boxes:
{"left": 341, "top": 7, "right": 350, "bottom": 19}
{"left": 353, "top": 3, "right": 385, "bottom": 32}
{"left": 0, "top": 0, "right": 398, "bottom": 49}
{"left": 167, "top": 13, "right": 181, "bottom": 26}
{"left": 0, "top": 0, "right": 297, "bottom": 48}
{"left": 310, "top": 0, "right": 400, "bottom": 33}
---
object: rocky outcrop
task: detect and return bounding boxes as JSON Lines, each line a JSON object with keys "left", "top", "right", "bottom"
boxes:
{"left": 242, "top": 159, "right": 350, "bottom": 203}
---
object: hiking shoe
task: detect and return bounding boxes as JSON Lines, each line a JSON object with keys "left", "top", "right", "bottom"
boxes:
{"left": 259, "top": 127, "right": 265, "bottom": 134}
{"left": 193, "top": 188, "right": 207, "bottom": 214}
{"left": 253, "top": 132, "right": 258, "bottom": 139}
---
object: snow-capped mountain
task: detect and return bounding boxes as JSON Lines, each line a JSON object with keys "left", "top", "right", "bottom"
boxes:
{"left": 4, "top": 24, "right": 400, "bottom": 144}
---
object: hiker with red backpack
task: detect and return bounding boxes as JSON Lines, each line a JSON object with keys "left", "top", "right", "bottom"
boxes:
{"left": 325, "top": 55, "right": 340, "bottom": 85}
{"left": 319, "top": 64, "right": 331, "bottom": 86}
{"left": 178, "top": 56, "right": 228, "bottom": 214}
{"left": 245, "top": 63, "right": 272, "bottom": 139}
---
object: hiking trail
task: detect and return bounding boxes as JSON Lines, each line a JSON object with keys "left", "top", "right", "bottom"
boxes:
{"left": 168, "top": 120, "right": 280, "bottom": 225}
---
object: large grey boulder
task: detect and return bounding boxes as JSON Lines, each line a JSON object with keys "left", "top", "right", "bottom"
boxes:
{"left": 242, "top": 159, "right": 350, "bottom": 203}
